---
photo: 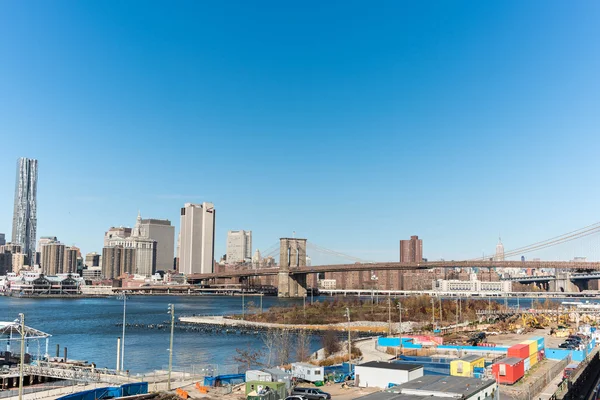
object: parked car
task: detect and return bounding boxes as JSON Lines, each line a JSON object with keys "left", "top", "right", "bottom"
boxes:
{"left": 285, "top": 396, "right": 307, "bottom": 400}
{"left": 559, "top": 343, "right": 577, "bottom": 349}
{"left": 291, "top": 387, "right": 331, "bottom": 400}
{"left": 567, "top": 336, "right": 583, "bottom": 343}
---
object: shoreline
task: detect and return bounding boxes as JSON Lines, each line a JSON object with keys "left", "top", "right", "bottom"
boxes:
{"left": 179, "top": 315, "right": 414, "bottom": 333}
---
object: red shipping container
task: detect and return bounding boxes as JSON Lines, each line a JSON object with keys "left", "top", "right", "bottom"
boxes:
{"left": 492, "top": 357, "right": 525, "bottom": 385}
{"left": 507, "top": 344, "right": 530, "bottom": 359}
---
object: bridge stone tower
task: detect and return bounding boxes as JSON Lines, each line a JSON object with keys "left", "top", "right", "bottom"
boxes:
{"left": 278, "top": 238, "right": 308, "bottom": 297}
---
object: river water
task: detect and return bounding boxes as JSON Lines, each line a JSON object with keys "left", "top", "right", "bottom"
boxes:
{"left": 0, "top": 295, "right": 596, "bottom": 373}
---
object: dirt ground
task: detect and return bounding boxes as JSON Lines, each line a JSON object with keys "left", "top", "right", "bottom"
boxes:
{"left": 485, "top": 328, "right": 565, "bottom": 348}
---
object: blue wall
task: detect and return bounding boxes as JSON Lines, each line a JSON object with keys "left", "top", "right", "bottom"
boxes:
{"left": 546, "top": 338, "right": 596, "bottom": 362}
{"left": 56, "top": 382, "right": 148, "bottom": 400}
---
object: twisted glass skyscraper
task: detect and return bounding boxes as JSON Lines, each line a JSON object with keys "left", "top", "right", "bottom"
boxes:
{"left": 12, "top": 158, "right": 38, "bottom": 261}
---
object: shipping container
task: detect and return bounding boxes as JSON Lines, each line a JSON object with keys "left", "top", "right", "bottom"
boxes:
{"left": 450, "top": 355, "right": 485, "bottom": 377}
{"left": 529, "top": 353, "right": 537, "bottom": 367}
{"left": 520, "top": 340, "right": 538, "bottom": 356}
{"left": 524, "top": 356, "right": 531, "bottom": 371}
{"left": 508, "top": 344, "right": 530, "bottom": 359}
{"left": 492, "top": 357, "right": 525, "bottom": 385}
{"left": 531, "top": 336, "right": 545, "bottom": 350}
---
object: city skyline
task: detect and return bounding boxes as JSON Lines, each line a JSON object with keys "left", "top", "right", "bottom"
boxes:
{"left": 1, "top": 2, "right": 599, "bottom": 262}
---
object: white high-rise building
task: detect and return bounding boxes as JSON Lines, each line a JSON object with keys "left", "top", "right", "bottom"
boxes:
{"left": 178, "top": 202, "right": 215, "bottom": 275}
{"left": 226, "top": 230, "right": 252, "bottom": 264}
{"left": 141, "top": 218, "right": 175, "bottom": 271}
{"left": 494, "top": 237, "right": 505, "bottom": 261}
{"left": 12, "top": 158, "right": 38, "bottom": 260}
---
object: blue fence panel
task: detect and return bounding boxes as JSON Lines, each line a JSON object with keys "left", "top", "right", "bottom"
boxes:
{"left": 122, "top": 382, "right": 149, "bottom": 396}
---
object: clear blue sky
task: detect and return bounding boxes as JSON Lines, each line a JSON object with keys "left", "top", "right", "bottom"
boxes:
{"left": 1, "top": 1, "right": 599, "bottom": 263}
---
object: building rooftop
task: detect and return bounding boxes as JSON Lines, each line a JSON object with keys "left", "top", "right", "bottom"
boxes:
{"left": 356, "top": 393, "right": 431, "bottom": 400}
{"left": 388, "top": 375, "right": 496, "bottom": 397}
{"left": 359, "top": 361, "right": 423, "bottom": 371}
{"left": 496, "top": 357, "right": 523, "bottom": 365}
{"left": 458, "top": 355, "right": 484, "bottom": 363}
{"left": 140, "top": 219, "right": 171, "bottom": 225}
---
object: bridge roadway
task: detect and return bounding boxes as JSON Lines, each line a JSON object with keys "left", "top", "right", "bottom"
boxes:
{"left": 187, "top": 260, "right": 600, "bottom": 281}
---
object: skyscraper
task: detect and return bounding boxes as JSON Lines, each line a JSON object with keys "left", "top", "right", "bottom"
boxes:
{"left": 141, "top": 218, "right": 175, "bottom": 271}
{"left": 40, "top": 241, "right": 66, "bottom": 275}
{"left": 178, "top": 202, "right": 215, "bottom": 274}
{"left": 226, "top": 230, "right": 252, "bottom": 264}
{"left": 399, "top": 235, "right": 423, "bottom": 263}
{"left": 495, "top": 238, "right": 505, "bottom": 261}
{"left": 104, "top": 213, "right": 157, "bottom": 277}
{"left": 12, "top": 158, "right": 38, "bottom": 260}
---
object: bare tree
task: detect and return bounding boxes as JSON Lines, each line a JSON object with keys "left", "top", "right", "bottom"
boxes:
{"left": 234, "top": 342, "right": 264, "bottom": 370}
{"left": 322, "top": 330, "right": 341, "bottom": 356}
{"left": 262, "top": 329, "right": 278, "bottom": 367}
{"left": 275, "top": 329, "right": 292, "bottom": 366}
{"left": 296, "top": 330, "right": 311, "bottom": 362}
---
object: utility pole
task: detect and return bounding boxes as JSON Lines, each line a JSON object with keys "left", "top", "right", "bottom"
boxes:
{"left": 388, "top": 295, "right": 392, "bottom": 336}
{"left": 242, "top": 292, "right": 245, "bottom": 319}
{"left": 118, "top": 291, "right": 128, "bottom": 372}
{"left": 431, "top": 297, "right": 435, "bottom": 329}
{"left": 455, "top": 299, "right": 459, "bottom": 332}
{"left": 18, "top": 313, "right": 25, "bottom": 400}
{"left": 168, "top": 304, "right": 175, "bottom": 391}
{"left": 345, "top": 308, "right": 351, "bottom": 369}
{"left": 439, "top": 297, "right": 443, "bottom": 323}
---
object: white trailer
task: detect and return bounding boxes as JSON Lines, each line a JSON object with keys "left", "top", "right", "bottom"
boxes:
{"left": 291, "top": 363, "right": 325, "bottom": 383}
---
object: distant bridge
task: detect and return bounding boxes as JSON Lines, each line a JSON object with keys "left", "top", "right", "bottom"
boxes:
{"left": 188, "top": 260, "right": 600, "bottom": 281}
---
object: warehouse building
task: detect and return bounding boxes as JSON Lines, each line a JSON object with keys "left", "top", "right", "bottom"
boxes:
{"left": 355, "top": 362, "right": 423, "bottom": 389}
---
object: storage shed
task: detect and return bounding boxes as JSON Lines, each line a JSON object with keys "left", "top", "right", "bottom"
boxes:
{"left": 491, "top": 357, "right": 525, "bottom": 385}
{"left": 263, "top": 368, "right": 292, "bottom": 389}
{"left": 507, "top": 344, "right": 530, "bottom": 359}
{"left": 246, "top": 370, "right": 272, "bottom": 383}
{"left": 355, "top": 361, "right": 423, "bottom": 389}
{"left": 291, "top": 363, "right": 325, "bottom": 383}
{"left": 450, "top": 355, "right": 485, "bottom": 377}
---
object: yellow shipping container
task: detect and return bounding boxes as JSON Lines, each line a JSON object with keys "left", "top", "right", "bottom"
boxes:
{"left": 529, "top": 353, "right": 537, "bottom": 366}
{"left": 450, "top": 355, "right": 485, "bottom": 377}
{"left": 521, "top": 340, "right": 538, "bottom": 356}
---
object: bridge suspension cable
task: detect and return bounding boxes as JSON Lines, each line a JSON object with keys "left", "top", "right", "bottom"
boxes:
{"left": 306, "top": 242, "right": 371, "bottom": 264}
{"left": 473, "top": 221, "right": 600, "bottom": 261}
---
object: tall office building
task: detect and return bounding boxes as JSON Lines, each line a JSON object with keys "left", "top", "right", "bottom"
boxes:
{"left": 399, "top": 235, "right": 423, "bottom": 263}
{"left": 104, "top": 213, "right": 157, "bottom": 277}
{"left": 12, "top": 158, "right": 38, "bottom": 260}
{"left": 40, "top": 242, "right": 66, "bottom": 275}
{"left": 102, "top": 246, "right": 136, "bottom": 279}
{"left": 178, "top": 202, "right": 215, "bottom": 275}
{"left": 85, "top": 252, "right": 101, "bottom": 268}
{"left": 141, "top": 218, "right": 175, "bottom": 271}
{"left": 64, "top": 247, "right": 78, "bottom": 273}
{"left": 226, "top": 230, "right": 252, "bottom": 264}
{"left": 494, "top": 238, "right": 505, "bottom": 261}
{"left": 0, "top": 234, "right": 5, "bottom": 246}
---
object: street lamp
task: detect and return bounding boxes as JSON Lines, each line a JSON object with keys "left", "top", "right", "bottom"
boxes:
{"left": 17, "top": 313, "right": 25, "bottom": 400}
{"left": 167, "top": 304, "right": 175, "bottom": 391}
{"left": 117, "top": 291, "right": 129, "bottom": 372}
{"left": 344, "top": 307, "right": 351, "bottom": 373}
